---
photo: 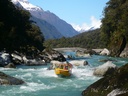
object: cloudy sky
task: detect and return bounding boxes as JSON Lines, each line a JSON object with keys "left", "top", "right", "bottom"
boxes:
{"left": 28, "top": 0, "right": 109, "bottom": 31}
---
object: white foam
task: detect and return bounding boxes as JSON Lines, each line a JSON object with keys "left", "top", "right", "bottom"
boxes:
{"left": 20, "top": 82, "right": 56, "bottom": 92}
{"left": 72, "top": 66, "right": 94, "bottom": 78}
{"left": 37, "top": 68, "right": 57, "bottom": 78}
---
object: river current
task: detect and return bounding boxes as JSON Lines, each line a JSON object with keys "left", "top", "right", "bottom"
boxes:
{"left": 0, "top": 52, "right": 128, "bottom": 96}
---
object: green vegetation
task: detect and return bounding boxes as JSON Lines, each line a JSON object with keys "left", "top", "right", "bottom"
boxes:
{"left": 101, "top": 0, "right": 128, "bottom": 56}
{"left": 0, "top": 0, "right": 45, "bottom": 52}
{"left": 44, "top": 29, "right": 106, "bottom": 49}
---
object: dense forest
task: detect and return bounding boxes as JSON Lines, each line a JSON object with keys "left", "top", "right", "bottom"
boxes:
{"left": 44, "top": 29, "right": 105, "bottom": 49}
{"left": 45, "top": 0, "right": 128, "bottom": 57}
{"left": 101, "top": 0, "right": 128, "bottom": 56}
{"left": 0, "top": 0, "right": 45, "bottom": 53}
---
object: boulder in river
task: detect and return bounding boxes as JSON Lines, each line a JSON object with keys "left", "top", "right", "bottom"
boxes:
{"left": 93, "top": 61, "right": 117, "bottom": 76}
{"left": 82, "top": 63, "right": 128, "bottom": 96}
{"left": 100, "top": 48, "right": 110, "bottom": 56}
{"left": 0, "top": 71, "right": 24, "bottom": 85}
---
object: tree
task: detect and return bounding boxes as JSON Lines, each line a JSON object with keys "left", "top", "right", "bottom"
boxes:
{"left": 101, "top": 0, "right": 128, "bottom": 56}
{"left": 0, "top": 0, "right": 45, "bottom": 52}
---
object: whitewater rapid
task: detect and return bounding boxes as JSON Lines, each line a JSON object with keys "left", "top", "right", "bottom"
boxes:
{"left": 0, "top": 55, "right": 128, "bottom": 96}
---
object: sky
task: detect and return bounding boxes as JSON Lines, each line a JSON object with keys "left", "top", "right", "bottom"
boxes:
{"left": 28, "top": 0, "right": 109, "bottom": 31}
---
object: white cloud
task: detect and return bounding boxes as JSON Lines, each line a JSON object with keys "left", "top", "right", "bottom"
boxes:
{"left": 71, "top": 16, "right": 102, "bottom": 32}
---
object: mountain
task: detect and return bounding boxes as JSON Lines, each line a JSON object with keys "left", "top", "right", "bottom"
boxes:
{"left": 30, "top": 16, "right": 63, "bottom": 39}
{"left": 11, "top": 0, "right": 79, "bottom": 39}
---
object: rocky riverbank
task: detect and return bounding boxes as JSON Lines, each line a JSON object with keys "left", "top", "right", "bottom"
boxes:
{"left": 0, "top": 48, "right": 66, "bottom": 85}
{"left": 82, "top": 63, "right": 128, "bottom": 96}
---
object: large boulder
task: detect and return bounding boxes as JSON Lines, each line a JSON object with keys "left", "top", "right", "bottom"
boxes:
{"left": 82, "top": 63, "right": 128, "bottom": 96}
{"left": 43, "top": 49, "right": 66, "bottom": 62}
{"left": 0, "top": 71, "right": 24, "bottom": 85}
{"left": 93, "top": 61, "right": 117, "bottom": 76}
{"left": 100, "top": 48, "right": 110, "bottom": 55}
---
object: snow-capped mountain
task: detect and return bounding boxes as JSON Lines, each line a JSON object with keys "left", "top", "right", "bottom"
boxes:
{"left": 12, "top": 0, "right": 42, "bottom": 11}
{"left": 11, "top": 0, "right": 79, "bottom": 39}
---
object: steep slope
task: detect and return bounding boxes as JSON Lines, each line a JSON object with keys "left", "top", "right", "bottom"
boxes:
{"left": 30, "top": 10, "right": 79, "bottom": 37}
{"left": 31, "top": 16, "right": 63, "bottom": 39}
{"left": 12, "top": 0, "right": 79, "bottom": 39}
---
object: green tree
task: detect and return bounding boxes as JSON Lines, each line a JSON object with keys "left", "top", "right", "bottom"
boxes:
{"left": 0, "top": 0, "right": 45, "bottom": 52}
{"left": 101, "top": 0, "right": 128, "bottom": 56}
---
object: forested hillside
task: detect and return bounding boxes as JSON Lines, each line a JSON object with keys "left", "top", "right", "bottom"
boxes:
{"left": 44, "top": 29, "right": 105, "bottom": 49}
{"left": 101, "top": 0, "right": 128, "bottom": 56}
{"left": 0, "top": 0, "right": 45, "bottom": 52}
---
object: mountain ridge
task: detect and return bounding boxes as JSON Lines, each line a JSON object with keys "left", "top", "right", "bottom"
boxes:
{"left": 11, "top": 0, "right": 79, "bottom": 39}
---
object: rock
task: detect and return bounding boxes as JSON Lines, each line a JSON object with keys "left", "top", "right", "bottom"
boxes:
{"left": 11, "top": 52, "right": 23, "bottom": 65}
{"left": 93, "top": 61, "right": 117, "bottom": 76}
{"left": 92, "top": 49, "right": 103, "bottom": 54}
{"left": 82, "top": 63, "right": 128, "bottom": 96}
{"left": 4, "top": 63, "right": 16, "bottom": 68}
{"left": 69, "top": 60, "right": 89, "bottom": 66}
{"left": 119, "top": 44, "right": 128, "bottom": 58}
{"left": 23, "top": 56, "right": 46, "bottom": 66}
{"left": 107, "top": 89, "right": 127, "bottom": 96}
{"left": 0, "top": 71, "right": 24, "bottom": 85}
{"left": 43, "top": 49, "right": 66, "bottom": 62}
{"left": 100, "top": 48, "right": 110, "bottom": 55}
{"left": 109, "top": 35, "right": 126, "bottom": 57}
{"left": 76, "top": 50, "right": 91, "bottom": 57}
{"left": 0, "top": 52, "right": 11, "bottom": 66}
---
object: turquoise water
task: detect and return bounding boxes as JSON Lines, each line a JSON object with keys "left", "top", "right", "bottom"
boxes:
{"left": 0, "top": 53, "right": 128, "bottom": 96}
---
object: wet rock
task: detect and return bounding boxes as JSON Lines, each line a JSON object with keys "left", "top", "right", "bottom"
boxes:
{"left": 93, "top": 61, "right": 117, "bottom": 76}
{"left": 4, "top": 63, "right": 16, "bottom": 68}
{"left": 0, "top": 71, "right": 24, "bottom": 85}
{"left": 82, "top": 63, "right": 128, "bottom": 96}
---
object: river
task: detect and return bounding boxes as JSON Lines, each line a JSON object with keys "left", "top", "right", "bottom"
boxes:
{"left": 0, "top": 51, "right": 128, "bottom": 96}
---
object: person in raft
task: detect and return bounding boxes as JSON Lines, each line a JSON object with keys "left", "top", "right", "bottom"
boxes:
{"left": 64, "top": 61, "right": 73, "bottom": 70}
